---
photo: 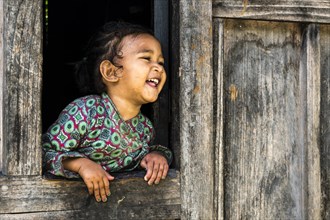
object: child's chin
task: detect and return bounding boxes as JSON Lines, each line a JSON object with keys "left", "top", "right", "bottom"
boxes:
{"left": 145, "top": 96, "right": 159, "bottom": 104}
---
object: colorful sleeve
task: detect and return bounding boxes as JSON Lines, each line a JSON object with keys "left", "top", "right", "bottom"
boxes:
{"left": 149, "top": 144, "right": 173, "bottom": 165}
{"left": 42, "top": 99, "right": 89, "bottom": 178}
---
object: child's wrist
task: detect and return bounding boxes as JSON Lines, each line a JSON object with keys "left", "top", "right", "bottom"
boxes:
{"left": 63, "top": 157, "right": 87, "bottom": 173}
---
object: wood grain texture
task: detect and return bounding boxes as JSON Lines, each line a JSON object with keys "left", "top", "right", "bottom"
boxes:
{"left": 0, "top": 0, "right": 3, "bottom": 172}
{"left": 320, "top": 24, "right": 330, "bottom": 220}
{"left": 303, "top": 24, "right": 321, "bottom": 220}
{"left": 213, "top": 0, "right": 330, "bottom": 23}
{"left": 0, "top": 171, "right": 180, "bottom": 219}
{"left": 179, "top": 0, "right": 214, "bottom": 219}
{"left": 2, "top": 0, "right": 43, "bottom": 175}
{"left": 221, "top": 19, "right": 322, "bottom": 219}
{"left": 213, "top": 18, "right": 225, "bottom": 220}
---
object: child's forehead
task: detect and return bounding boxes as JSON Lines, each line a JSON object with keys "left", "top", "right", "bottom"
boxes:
{"left": 121, "top": 34, "right": 161, "bottom": 52}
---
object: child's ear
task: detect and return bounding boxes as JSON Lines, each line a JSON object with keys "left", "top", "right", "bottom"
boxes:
{"left": 100, "top": 60, "right": 118, "bottom": 82}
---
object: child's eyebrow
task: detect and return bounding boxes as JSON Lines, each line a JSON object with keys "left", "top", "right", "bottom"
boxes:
{"left": 136, "top": 49, "right": 164, "bottom": 60}
{"left": 137, "top": 49, "right": 154, "bottom": 54}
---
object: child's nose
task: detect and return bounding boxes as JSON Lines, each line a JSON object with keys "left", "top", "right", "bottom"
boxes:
{"left": 153, "top": 62, "right": 164, "bottom": 72}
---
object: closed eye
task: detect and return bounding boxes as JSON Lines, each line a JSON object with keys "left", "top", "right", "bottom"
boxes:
{"left": 141, "top": 56, "right": 164, "bottom": 66}
{"left": 142, "top": 57, "right": 151, "bottom": 61}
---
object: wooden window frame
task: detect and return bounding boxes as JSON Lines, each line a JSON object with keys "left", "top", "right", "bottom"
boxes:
{"left": 0, "top": 1, "right": 184, "bottom": 219}
{"left": 0, "top": 0, "right": 3, "bottom": 172}
{"left": 0, "top": 0, "right": 217, "bottom": 217}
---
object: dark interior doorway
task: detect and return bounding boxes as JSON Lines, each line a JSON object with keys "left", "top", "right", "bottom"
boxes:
{"left": 42, "top": 0, "right": 154, "bottom": 133}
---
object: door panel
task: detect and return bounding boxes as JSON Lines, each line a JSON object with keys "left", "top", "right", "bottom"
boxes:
{"left": 214, "top": 17, "right": 328, "bottom": 219}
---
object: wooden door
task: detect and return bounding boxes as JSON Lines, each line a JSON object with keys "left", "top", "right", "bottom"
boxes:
{"left": 213, "top": 1, "right": 330, "bottom": 219}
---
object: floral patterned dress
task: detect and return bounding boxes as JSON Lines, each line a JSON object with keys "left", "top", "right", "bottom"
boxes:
{"left": 42, "top": 92, "right": 172, "bottom": 178}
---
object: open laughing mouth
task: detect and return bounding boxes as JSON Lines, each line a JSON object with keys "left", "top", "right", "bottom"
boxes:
{"left": 146, "top": 78, "right": 160, "bottom": 87}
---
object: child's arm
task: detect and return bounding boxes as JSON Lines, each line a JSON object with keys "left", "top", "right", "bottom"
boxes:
{"left": 140, "top": 152, "right": 169, "bottom": 185}
{"left": 63, "top": 157, "right": 114, "bottom": 202}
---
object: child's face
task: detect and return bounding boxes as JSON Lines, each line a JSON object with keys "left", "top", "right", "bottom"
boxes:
{"left": 113, "top": 34, "right": 166, "bottom": 105}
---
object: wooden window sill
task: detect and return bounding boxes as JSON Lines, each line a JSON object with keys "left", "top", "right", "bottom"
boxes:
{"left": 0, "top": 169, "right": 180, "bottom": 219}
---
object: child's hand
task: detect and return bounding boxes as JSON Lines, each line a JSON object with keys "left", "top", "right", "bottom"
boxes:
{"left": 63, "top": 158, "right": 114, "bottom": 202}
{"left": 77, "top": 159, "right": 114, "bottom": 202}
{"left": 140, "top": 152, "right": 169, "bottom": 185}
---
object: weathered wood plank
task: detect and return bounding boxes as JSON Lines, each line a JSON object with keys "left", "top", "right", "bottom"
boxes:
{"left": 320, "top": 24, "right": 330, "bottom": 220}
{"left": 222, "top": 19, "right": 322, "bottom": 219}
{"left": 303, "top": 24, "right": 321, "bottom": 220}
{"left": 213, "top": 0, "right": 330, "bottom": 24}
{"left": 0, "top": 170, "right": 180, "bottom": 219}
{"left": 0, "top": 176, "right": 87, "bottom": 213}
{"left": 0, "top": 210, "right": 83, "bottom": 220}
{"left": 213, "top": 18, "right": 225, "bottom": 220}
{"left": 179, "top": 0, "right": 214, "bottom": 219}
{"left": 0, "top": 205, "right": 180, "bottom": 220}
{"left": 0, "top": 0, "right": 4, "bottom": 172}
{"left": 3, "top": 0, "right": 43, "bottom": 175}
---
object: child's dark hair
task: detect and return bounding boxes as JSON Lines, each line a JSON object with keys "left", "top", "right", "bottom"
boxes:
{"left": 74, "top": 21, "right": 154, "bottom": 95}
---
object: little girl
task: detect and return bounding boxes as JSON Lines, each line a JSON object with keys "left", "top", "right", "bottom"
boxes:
{"left": 42, "top": 21, "right": 172, "bottom": 203}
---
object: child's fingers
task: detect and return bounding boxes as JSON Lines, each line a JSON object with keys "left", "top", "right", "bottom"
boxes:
{"left": 148, "top": 163, "right": 160, "bottom": 185}
{"left": 93, "top": 181, "right": 102, "bottom": 202}
{"left": 85, "top": 181, "right": 94, "bottom": 195}
{"left": 106, "top": 172, "right": 115, "bottom": 181}
{"left": 154, "top": 164, "right": 164, "bottom": 184}
{"left": 98, "top": 179, "right": 107, "bottom": 203}
{"left": 162, "top": 163, "right": 169, "bottom": 179}
{"left": 144, "top": 161, "right": 154, "bottom": 181}
{"left": 103, "top": 176, "right": 111, "bottom": 197}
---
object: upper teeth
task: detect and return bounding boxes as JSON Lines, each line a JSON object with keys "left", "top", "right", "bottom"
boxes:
{"left": 148, "top": 79, "right": 159, "bottom": 84}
